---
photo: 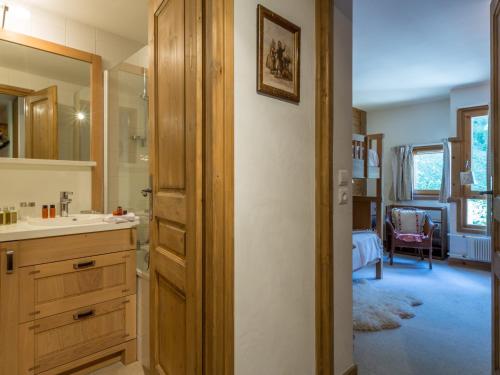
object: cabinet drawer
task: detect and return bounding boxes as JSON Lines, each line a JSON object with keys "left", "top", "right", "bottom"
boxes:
{"left": 19, "top": 250, "right": 136, "bottom": 322}
{"left": 19, "top": 295, "right": 136, "bottom": 374}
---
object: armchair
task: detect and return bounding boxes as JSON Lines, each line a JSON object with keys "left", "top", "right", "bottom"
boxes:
{"left": 386, "top": 208, "right": 436, "bottom": 269}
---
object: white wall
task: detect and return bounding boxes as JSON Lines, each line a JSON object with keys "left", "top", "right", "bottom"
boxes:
{"left": 333, "top": 2, "right": 355, "bottom": 375}
{"left": 366, "top": 82, "right": 491, "bottom": 235}
{"left": 234, "top": 0, "right": 315, "bottom": 373}
{"left": 3, "top": 0, "right": 143, "bottom": 69}
{"left": 367, "top": 98, "right": 451, "bottom": 205}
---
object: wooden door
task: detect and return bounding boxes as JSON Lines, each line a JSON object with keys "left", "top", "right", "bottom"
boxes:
{"left": 25, "top": 86, "right": 58, "bottom": 159}
{"left": 149, "top": 0, "right": 203, "bottom": 374}
{"left": 492, "top": 1, "right": 500, "bottom": 374}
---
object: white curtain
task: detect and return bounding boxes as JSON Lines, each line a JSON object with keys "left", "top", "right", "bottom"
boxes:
{"left": 439, "top": 139, "right": 451, "bottom": 203}
{"left": 391, "top": 145, "right": 414, "bottom": 201}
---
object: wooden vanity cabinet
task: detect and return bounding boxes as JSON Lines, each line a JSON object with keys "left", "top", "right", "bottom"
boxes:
{"left": 0, "top": 229, "right": 137, "bottom": 375}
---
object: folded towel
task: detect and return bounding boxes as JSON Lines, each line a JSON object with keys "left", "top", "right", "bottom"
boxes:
{"left": 103, "top": 213, "right": 138, "bottom": 224}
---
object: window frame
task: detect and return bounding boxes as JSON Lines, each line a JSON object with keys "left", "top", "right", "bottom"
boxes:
{"left": 412, "top": 144, "right": 444, "bottom": 199}
{"left": 453, "top": 105, "right": 489, "bottom": 234}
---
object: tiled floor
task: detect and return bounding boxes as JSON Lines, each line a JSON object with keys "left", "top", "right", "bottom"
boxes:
{"left": 90, "top": 361, "right": 148, "bottom": 375}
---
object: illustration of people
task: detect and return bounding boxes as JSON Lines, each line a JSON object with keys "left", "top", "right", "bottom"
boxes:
{"left": 266, "top": 39, "right": 293, "bottom": 81}
{"left": 266, "top": 39, "right": 277, "bottom": 74}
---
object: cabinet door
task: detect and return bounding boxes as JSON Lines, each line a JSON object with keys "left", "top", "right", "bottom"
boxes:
{"left": 19, "top": 295, "right": 136, "bottom": 374}
{"left": 19, "top": 250, "right": 136, "bottom": 322}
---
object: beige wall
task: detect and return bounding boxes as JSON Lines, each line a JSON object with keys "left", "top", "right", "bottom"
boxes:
{"left": 333, "top": 2, "right": 355, "bottom": 374}
{"left": 234, "top": 0, "right": 315, "bottom": 373}
{"left": 0, "top": 162, "right": 92, "bottom": 215}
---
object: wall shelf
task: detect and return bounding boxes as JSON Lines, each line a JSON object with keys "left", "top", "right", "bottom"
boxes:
{"left": 0, "top": 158, "right": 96, "bottom": 168}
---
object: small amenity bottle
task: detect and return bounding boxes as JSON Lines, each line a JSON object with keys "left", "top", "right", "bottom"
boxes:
{"left": 9, "top": 207, "right": 17, "bottom": 224}
{"left": 50, "top": 204, "right": 56, "bottom": 218}
{"left": 3, "top": 207, "right": 10, "bottom": 225}
{"left": 42, "top": 205, "right": 49, "bottom": 219}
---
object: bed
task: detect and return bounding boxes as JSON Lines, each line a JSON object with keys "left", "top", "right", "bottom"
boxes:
{"left": 352, "top": 133, "right": 381, "bottom": 179}
{"left": 353, "top": 229, "right": 384, "bottom": 279}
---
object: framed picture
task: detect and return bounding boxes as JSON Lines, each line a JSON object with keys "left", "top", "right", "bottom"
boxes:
{"left": 257, "top": 4, "right": 301, "bottom": 103}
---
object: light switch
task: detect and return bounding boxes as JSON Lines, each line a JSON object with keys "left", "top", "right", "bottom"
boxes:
{"left": 338, "top": 169, "right": 349, "bottom": 186}
{"left": 338, "top": 187, "right": 349, "bottom": 205}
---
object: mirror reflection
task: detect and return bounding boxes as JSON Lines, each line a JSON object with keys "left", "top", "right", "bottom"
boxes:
{"left": 0, "top": 39, "right": 91, "bottom": 161}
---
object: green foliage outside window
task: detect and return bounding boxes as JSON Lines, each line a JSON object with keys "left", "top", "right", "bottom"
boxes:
{"left": 413, "top": 151, "right": 443, "bottom": 191}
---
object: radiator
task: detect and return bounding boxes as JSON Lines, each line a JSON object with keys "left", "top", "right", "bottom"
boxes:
{"left": 449, "top": 234, "right": 492, "bottom": 262}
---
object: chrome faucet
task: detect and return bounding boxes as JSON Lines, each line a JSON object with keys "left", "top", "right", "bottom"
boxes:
{"left": 60, "top": 191, "right": 73, "bottom": 217}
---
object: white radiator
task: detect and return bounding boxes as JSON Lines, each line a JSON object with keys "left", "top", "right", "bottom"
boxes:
{"left": 449, "top": 234, "right": 492, "bottom": 263}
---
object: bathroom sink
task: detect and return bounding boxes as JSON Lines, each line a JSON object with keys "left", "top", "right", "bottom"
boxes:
{"left": 27, "top": 214, "right": 103, "bottom": 227}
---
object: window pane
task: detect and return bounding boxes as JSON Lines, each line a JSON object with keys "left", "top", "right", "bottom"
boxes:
{"left": 466, "top": 199, "right": 487, "bottom": 226}
{"left": 413, "top": 151, "right": 443, "bottom": 191}
{"left": 471, "top": 115, "right": 488, "bottom": 192}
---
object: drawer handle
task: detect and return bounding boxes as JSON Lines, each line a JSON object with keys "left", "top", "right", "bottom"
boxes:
{"left": 6, "top": 250, "right": 14, "bottom": 274}
{"left": 73, "top": 309, "right": 95, "bottom": 320}
{"left": 73, "top": 260, "right": 96, "bottom": 270}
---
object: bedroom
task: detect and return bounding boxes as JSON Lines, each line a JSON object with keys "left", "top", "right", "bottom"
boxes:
{"left": 349, "top": 0, "right": 491, "bottom": 374}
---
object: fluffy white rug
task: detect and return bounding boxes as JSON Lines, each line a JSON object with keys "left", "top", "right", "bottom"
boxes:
{"left": 353, "top": 279, "right": 423, "bottom": 331}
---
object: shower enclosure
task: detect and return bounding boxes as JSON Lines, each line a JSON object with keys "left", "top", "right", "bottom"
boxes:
{"left": 106, "top": 46, "right": 150, "bottom": 369}
{"left": 106, "top": 46, "right": 150, "bottom": 267}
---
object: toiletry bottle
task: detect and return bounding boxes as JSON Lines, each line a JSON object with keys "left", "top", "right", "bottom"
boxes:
{"left": 50, "top": 204, "right": 56, "bottom": 218}
{"left": 28, "top": 202, "right": 36, "bottom": 218}
{"left": 4, "top": 207, "right": 10, "bottom": 225}
{"left": 19, "top": 202, "right": 27, "bottom": 221}
{"left": 0, "top": 207, "right": 4, "bottom": 225}
{"left": 42, "top": 205, "right": 49, "bottom": 219}
{"left": 9, "top": 207, "right": 17, "bottom": 224}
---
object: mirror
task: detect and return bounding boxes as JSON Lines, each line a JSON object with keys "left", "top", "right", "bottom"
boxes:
{"left": 0, "top": 38, "right": 91, "bottom": 161}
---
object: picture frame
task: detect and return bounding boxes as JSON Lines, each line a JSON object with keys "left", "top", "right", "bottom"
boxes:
{"left": 257, "top": 4, "right": 301, "bottom": 103}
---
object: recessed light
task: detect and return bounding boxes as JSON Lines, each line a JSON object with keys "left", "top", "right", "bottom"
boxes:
{"left": 76, "top": 112, "right": 85, "bottom": 120}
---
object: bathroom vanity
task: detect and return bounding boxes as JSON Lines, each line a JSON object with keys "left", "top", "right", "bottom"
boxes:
{"left": 0, "top": 217, "right": 138, "bottom": 375}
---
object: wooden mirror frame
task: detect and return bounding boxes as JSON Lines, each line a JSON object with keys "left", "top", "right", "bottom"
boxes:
{"left": 0, "top": 29, "right": 104, "bottom": 212}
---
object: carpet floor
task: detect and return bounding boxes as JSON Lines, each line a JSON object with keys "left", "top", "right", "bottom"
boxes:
{"left": 353, "top": 255, "right": 491, "bottom": 375}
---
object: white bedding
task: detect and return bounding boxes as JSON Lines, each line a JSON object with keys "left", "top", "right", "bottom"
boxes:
{"left": 352, "top": 231, "right": 383, "bottom": 271}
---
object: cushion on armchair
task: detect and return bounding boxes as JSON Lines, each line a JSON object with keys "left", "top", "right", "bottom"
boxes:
{"left": 391, "top": 208, "right": 426, "bottom": 234}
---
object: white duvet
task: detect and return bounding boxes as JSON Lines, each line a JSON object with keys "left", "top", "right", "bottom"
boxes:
{"left": 352, "top": 231, "right": 383, "bottom": 271}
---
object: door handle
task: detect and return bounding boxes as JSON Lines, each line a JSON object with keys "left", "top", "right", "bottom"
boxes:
{"left": 480, "top": 190, "right": 494, "bottom": 195}
{"left": 141, "top": 188, "right": 152, "bottom": 197}
{"left": 143, "top": 175, "right": 153, "bottom": 222}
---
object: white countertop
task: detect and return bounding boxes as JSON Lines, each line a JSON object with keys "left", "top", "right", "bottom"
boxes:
{"left": 0, "top": 215, "right": 139, "bottom": 242}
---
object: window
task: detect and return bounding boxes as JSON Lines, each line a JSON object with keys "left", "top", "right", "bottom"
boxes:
{"left": 413, "top": 145, "right": 443, "bottom": 197}
{"left": 455, "top": 106, "right": 489, "bottom": 232}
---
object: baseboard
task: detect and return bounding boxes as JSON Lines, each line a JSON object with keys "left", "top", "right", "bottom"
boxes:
{"left": 343, "top": 364, "right": 358, "bottom": 375}
{"left": 448, "top": 257, "right": 491, "bottom": 271}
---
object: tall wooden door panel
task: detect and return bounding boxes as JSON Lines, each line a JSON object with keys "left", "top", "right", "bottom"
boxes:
{"left": 150, "top": 0, "right": 202, "bottom": 374}
{"left": 25, "top": 86, "right": 58, "bottom": 159}
{"left": 492, "top": 1, "right": 500, "bottom": 374}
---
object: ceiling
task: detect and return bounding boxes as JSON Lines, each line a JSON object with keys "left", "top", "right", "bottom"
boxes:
{"left": 353, "top": 0, "right": 490, "bottom": 110}
{"left": 20, "top": 0, "right": 148, "bottom": 44}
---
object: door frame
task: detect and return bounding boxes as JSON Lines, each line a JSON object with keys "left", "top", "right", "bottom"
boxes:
{"left": 204, "top": 0, "right": 235, "bottom": 373}
{"left": 315, "top": 0, "right": 334, "bottom": 374}
{"left": 147, "top": 0, "right": 234, "bottom": 373}
{"left": 491, "top": 1, "right": 500, "bottom": 374}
